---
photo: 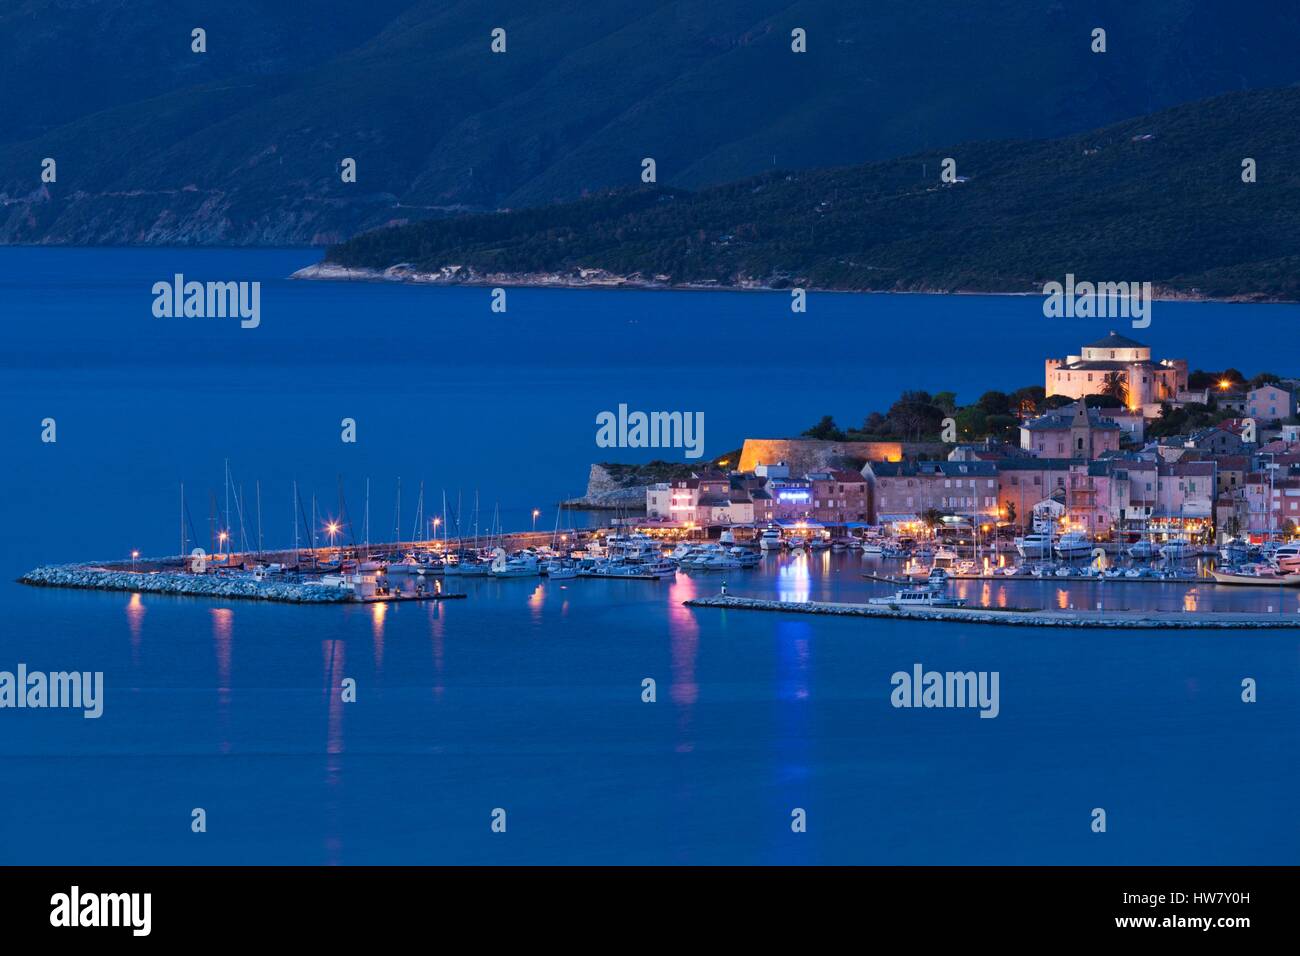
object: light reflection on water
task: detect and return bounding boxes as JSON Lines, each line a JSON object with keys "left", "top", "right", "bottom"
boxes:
{"left": 709, "top": 551, "right": 1300, "bottom": 615}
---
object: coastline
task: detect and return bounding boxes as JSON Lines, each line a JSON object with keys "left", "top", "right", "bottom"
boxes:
{"left": 289, "top": 261, "right": 1294, "bottom": 304}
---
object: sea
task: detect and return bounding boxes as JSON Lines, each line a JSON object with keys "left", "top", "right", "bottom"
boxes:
{"left": 0, "top": 247, "right": 1297, "bottom": 864}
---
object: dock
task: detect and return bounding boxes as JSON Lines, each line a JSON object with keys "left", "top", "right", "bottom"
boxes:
{"left": 685, "top": 594, "right": 1300, "bottom": 629}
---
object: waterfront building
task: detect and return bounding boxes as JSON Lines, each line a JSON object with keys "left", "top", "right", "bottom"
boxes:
{"left": 807, "top": 470, "right": 870, "bottom": 523}
{"left": 1044, "top": 331, "right": 1187, "bottom": 413}
{"left": 766, "top": 476, "right": 814, "bottom": 522}
{"left": 862, "top": 460, "right": 998, "bottom": 525}
{"left": 995, "top": 459, "right": 1075, "bottom": 529}
{"left": 1150, "top": 460, "right": 1217, "bottom": 538}
{"left": 1243, "top": 475, "right": 1300, "bottom": 537}
{"left": 1020, "top": 401, "right": 1122, "bottom": 458}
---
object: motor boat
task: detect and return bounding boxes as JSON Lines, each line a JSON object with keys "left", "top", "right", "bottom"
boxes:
{"left": 869, "top": 574, "right": 966, "bottom": 608}
{"left": 490, "top": 549, "right": 540, "bottom": 577}
{"left": 1127, "top": 539, "right": 1157, "bottom": 560}
{"left": 787, "top": 535, "right": 806, "bottom": 551}
{"left": 1159, "top": 538, "right": 1193, "bottom": 561}
{"left": 1272, "top": 544, "right": 1300, "bottom": 572}
{"left": 1015, "top": 533, "right": 1054, "bottom": 558}
{"left": 1054, "top": 532, "right": 1092, "bottom": 558}
{"left": 544, "top": 561, "right": 578, "bottom": 580}
{"left": 759, "top": 528, "right": 783, "bottom": 551}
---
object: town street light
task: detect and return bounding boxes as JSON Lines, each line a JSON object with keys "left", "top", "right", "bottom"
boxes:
{"left": 532, "top": 508, "right": 540, "bottom": 531}
{"left": 327, "top": 521, "right": 340, "bottom": 549}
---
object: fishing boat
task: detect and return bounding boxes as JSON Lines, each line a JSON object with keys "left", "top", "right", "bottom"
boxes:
{"left": 1219, "top": 539, "right": 1253, "bottom": 563}
{"left": 1054, "top": 532, "right": 1092, "bottom": 558}
{"left": 1211, "top": 565, "right": 1300, "bottom": 586}
{"left": 808, "top": 535, "right": 831, "bottom": 551}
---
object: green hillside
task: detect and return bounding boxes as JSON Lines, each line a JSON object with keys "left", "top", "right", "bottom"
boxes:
{"left": 321, "top": 87, "right": 1300, "bottom": 300}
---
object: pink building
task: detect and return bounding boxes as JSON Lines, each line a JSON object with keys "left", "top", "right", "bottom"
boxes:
{"left": 1045, "top": 331, "right": 1186, "bottom": 412}
{"left": 1020, "top": 402, "right": 1122, "bottom": 458}
{"left": 1247, "top": 384, "right": 1296, "bottom": 423}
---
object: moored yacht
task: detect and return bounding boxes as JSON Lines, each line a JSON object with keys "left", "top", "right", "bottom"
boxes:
{"left": 1015, "top": 532, "right": 1054, "bottom": 558}
{"left": 1054, "top": 531, "right": 1092, "bottom": 558}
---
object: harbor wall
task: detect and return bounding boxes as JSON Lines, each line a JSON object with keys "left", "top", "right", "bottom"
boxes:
{"left": 19, "top": 566, "right": 352, "bottom": 603}
{"left": 737, "top": 439, "right": 947, "bottom": 474}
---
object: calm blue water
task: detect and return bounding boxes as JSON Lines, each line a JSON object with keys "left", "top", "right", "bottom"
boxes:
{"left": 1, "top": 248, "right": 1297, "bottom": 864}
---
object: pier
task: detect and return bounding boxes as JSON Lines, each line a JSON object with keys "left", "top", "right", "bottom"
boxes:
{"left": 685, "top": 594, "right": 1300, "bottom": 629}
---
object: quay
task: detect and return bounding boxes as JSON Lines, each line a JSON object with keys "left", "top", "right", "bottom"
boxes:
{"left": 861, "top": 571, "right": 1208, "bottom": 586}
{"left": 684, "top": 594, "right": 1300, "bottom": 629}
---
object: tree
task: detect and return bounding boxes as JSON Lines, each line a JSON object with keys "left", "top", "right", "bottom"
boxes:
{"left": 887, "top": 391, "right": 946, "bottom": 440}
{"left": 1099, "top": 371, "right": 1128, "bottom": 406}
{"left": 802, "top": 415, "right": 846, "bottom": 441}
{"left": 1003, "top": 500, "right": 1017, "bottom": 525}
{"left": 977, "top": 390, "right": 1012, "bottom": 416}
{"left": 1249, "top": 371, "right": 1282, "bottom": 389}
{"left": 932, "top": 391, "right": 958, "bottom": 414}
{"left": 921, "top": 508, "right": 944, "bottom": 528}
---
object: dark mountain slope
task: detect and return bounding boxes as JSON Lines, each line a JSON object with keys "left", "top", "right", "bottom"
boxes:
{"left": 2, "top": 1, "right": 1298, "bottom": 245}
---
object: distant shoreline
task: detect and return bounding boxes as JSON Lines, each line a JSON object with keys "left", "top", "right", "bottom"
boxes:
{"left": 290, "top": 261, "right": 1293, "bottom": 305}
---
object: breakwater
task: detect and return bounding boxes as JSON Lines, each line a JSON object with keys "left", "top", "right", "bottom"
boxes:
{"left": 18, "top": 566, "right": 352, "bottom": 604}
{"left": 685, "top": 595, "right": 1300, "bottom": 629}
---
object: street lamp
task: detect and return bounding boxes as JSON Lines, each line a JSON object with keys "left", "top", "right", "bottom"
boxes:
{"left": 532, "top": 508, "right": 540, "bottom": 531}
{"left": 326, "top": 521, "right": 340, "bottom": 550}
{"left": 131, "top": 549, "right": 139, "bottom": 572}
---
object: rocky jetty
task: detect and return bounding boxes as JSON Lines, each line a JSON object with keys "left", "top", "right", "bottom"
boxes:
{"left": 19, "top": 566, "right": 352, "bottom": 604}
{"left": 686, "top": 595, "right": 1300, "bottom": 629}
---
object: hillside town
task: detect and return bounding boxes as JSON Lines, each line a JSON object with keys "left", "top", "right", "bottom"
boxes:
{"left": 642, "top": 333, "right": 1300, "bottom": 546}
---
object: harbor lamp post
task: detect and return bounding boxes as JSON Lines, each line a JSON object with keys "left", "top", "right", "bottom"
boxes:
{"left": 532, "top": 508, "right": 540, "bottom": 531}
{"left": 131, "top": 549, "right": 139, "bottom": 572}
{"left": 327, "top": 521, "right": 340, "bottom": 551}
{"left": 218, "top": 530, "right": 228, "bottom": 563}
